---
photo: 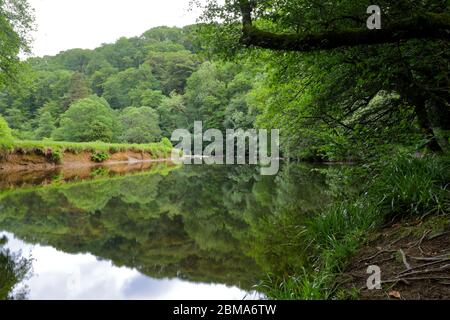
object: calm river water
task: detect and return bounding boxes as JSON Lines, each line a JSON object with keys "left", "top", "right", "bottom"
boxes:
{"left": 0, "top": 161, "right": 347, "bottom": 299}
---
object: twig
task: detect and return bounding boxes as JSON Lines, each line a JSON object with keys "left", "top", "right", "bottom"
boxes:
{"left": 398, "top": 258, "right": 450, "bottom": 275}
{"left": 420, "top": 210, "right": 436, "bottom": 221}
{"left": 409, "top": 253, "right": 450, "bottom": 261}
{"left": 388, "top": 231, "right": 411, "bottom": 247}
{"left": 373, "top": 255, "right": 395, "bottom": 265}
{"left": 411, "top": 229, "right": 431, "bottom": 248}
{"left": 428, "top": 231, "right": 450, "bottom": 241}
{"left": 358, "top": 249, "right": 396, "bottom": 263}
{"left": 382, "top": 276, "right": 450, "bottom": 284}
{"left": 395, "top": 264, "right": 450, "bottom": 278}
{"left": 399, "top": 249, "right": 411, "bottom": 270}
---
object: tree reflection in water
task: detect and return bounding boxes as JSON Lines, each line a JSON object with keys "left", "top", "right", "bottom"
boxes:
{"left": 0, "top": 235, "right": 32, "bottom": 300}
{"left": 0, "top": 162, "right": 352, "bottom": 299}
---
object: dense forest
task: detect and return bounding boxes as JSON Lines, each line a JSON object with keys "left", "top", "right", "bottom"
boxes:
{"left": 0, "top": 25, "right": 261, "bottom": 148}
{"left": 0, "top": 0, "right": 449, "bottom": 300}
{"left": 1, "top": 1, "right": 448, "bottom": 161}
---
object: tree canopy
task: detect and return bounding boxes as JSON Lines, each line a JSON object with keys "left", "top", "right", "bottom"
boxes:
{"left": 118, "top": 106, "right": 162, "bottom": 143}
{"left": 52, "top": 96, "right": 116, "bottom": 142}
{"left": 197, "top": 0, "right": 450, "bottom": 153}
{"left": 0, "top": 0, "right": 34, "bottom": 86}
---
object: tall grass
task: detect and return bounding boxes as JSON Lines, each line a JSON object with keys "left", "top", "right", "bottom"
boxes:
{"left": 371, "top": 155, "right": 449, "bottom": 218}
{"left": 11, "top": 139, "right": 172, "bottom": 155}
{"left": 259, "top": 154, "right": 449, "bottom": 300}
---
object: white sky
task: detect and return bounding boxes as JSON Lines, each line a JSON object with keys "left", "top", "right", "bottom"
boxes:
{"left": 27, "top": 0, "right": 202, "bottom": 57}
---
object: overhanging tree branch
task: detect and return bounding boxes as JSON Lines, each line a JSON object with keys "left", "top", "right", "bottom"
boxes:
{"left": 238, "top": 1, "right": 450, "bottom": 51}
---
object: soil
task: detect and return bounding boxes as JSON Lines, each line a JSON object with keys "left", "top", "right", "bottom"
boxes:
{"left": 338, "top": 215, "right": 450, "bottom": 300}
{"left": 0, "top": 149, "right": 168, "bottom": 172}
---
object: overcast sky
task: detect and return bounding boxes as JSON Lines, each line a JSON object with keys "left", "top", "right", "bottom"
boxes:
{"left": 27, "top": 0, "right": 202, "bottom": 57}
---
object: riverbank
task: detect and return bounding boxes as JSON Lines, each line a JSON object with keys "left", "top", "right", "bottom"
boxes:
{"left": 339, "top": 214, "right": 450, "bottom": 299}
{"left": 258, "top": 154, "right": 449, "bottom": 300}
{"left": 0, "top": 139, "right": 174, "bottom": 171}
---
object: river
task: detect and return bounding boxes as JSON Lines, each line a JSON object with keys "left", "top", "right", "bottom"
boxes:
{"left": 0, "top": 161, "right": 349, "bottom": 300}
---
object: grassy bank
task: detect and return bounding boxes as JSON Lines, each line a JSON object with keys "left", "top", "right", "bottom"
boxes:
{"left": 0, "top": 138, "right": 174, "bottom": 166}
{"left": 258, "top": 154, "right": 450, "bottom": 299}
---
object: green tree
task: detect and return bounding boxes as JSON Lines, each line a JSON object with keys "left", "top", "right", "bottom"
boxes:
{"left": 118, "top": 106, "right": 162, "bottom": 143}
{"left": 32, "top": 70, "right": 72, "bottom": 113}
{"left": 3, "top": 107, "right": 33, "bottom": 139}
{"left": 0, "top": 0, "right": 34, "bottom": 86}
{"left": 184, "top": 61, "right": 256, "bottom": 131}
{"left": 0, "top": 69, "right": 71, "bottom": 127}
{"left": 52, "top": 49, "right": 92, "bottom": 73}
{"left": 0, "top": 114, "right": 13, "bottom": 148}
{"left": 102, "top": 64, "right": 160, "bottom": 109}
{"left": 157, "top": 93, "right": 188, "bottom": 137}
{"left": 93, "top": 37, "right": 145, "bottom": 71}
{"left": 90, "top": 66, "right": 117, "bottom": 96}
{"left": 35, "top": 111, "right": 56, "bottom": 140}
{"left": 147, "top": 50, "right": 199, "bottom": 94}
{"left": 63, "top": 72, "right": 92, "bottom": 109}
{"left": 199, "top": 0, "right": 450, "bottom": 152}
{"left": 132, "top": 89, "right": 164, "bottom": 109}
{"left": 53, "top": 96, "right": 115, "bottom": 142}
{"left": 0, "top": 236, "right": 31, "bottom": 300}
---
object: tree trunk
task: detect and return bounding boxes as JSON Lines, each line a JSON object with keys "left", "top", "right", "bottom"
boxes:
{"left": 430, "top": 97, "right": 450, "bottom": 150}
{"left": 396, "top": 46, "right": 443, "bottom": 153}
{"left": 408, "top": 91, "right": 443, "bottom": 152}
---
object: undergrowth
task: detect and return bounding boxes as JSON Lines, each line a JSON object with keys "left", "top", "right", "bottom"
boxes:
{"left": 258, "top": 154, "right": 449, "bottom": 299}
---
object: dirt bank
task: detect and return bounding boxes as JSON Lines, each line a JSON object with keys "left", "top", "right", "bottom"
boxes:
{"left": 0, "top": 149, "right": 170, "bottom": 172}
{"left": 338, "top": 215, "right": 450, "bottom": 300}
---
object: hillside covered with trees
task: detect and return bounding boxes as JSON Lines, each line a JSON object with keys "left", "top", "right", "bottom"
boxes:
{"left": 0, "top": 25, "right": 260, "bottom": 147}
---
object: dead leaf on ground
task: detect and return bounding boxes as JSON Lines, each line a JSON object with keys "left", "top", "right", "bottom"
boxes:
{"left": 388, "top": 290, "right": 401, "bottom": 299}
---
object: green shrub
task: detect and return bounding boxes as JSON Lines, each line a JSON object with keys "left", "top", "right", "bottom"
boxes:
{"left": 48, "top": 148, "right": 63, "bottom": 164}
{"left": 0, "top": 115, "right": 13, "bottom": 149}
{"left": 161, "top": 137, "right": 172, "bottom": 148}
{"left": 91, "top": 152, "right": 110, "bottom": 163}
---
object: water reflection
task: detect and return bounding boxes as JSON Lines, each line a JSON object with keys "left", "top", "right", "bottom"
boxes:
{"left": 0, "top": 162, "right": 346, "bottom": 299}
{"left": 1, "top": 232, "right": 252, "bottom": 300}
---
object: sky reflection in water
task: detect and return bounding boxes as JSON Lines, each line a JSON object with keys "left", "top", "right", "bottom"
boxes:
{"left": 1, "top": 231, "right": 254, "bottom": 300}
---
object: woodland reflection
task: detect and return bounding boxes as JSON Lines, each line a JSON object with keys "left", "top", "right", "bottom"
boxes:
{"left": 0, "top": 162, "right": 349, "bottom": 298}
